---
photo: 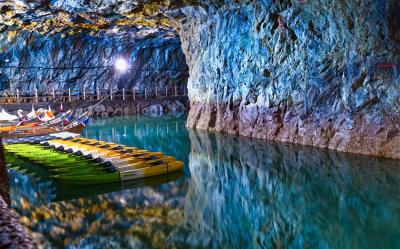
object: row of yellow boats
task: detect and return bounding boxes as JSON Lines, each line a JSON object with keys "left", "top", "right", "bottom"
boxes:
{"left": 2, "top": 98, "right": 184, "bottom": 186}
{"left": 5, "top": 136, "right": 184, "bottom": 185}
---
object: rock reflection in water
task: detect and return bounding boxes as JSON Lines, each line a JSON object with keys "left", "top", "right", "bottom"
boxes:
{"left": 185, "top": 131, "right": 400, "bottom": 249}
{"left": 9, "top": 115, "right": 193, "bottom": 249}
{"left": 8, "top": 114, "right": 400, "bottom": 249}
{"left": 0, "top": 138, "right": 10, "bottom": 205}
{"left": 10, "top": 171, "right": 190, "bottom": 249}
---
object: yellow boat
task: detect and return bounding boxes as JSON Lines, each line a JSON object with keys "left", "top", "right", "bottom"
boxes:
{"left": 6, "top": 137, "right": 184, "bottom": 185}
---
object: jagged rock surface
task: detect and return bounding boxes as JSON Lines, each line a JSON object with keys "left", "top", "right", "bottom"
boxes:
{"left": 176, "top": 1, "right": 400, "bottom": 159}
{"left": 0, "top": 30, "right": 188, "bottom": 92}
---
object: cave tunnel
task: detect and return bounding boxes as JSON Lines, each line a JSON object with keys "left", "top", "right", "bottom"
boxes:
{"left": 0, "top": 25, "right": 189, "bottom": 94}
{"left": 0, "top": 1, "right": 400, "bottom": 249}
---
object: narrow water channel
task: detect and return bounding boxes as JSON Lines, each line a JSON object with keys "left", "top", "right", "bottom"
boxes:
{"left": 8, "top": 114, "right": 400, "bottom": 249}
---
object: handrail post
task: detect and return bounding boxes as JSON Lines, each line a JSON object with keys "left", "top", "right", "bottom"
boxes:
{"left": 52, "top": 88, "right": 56, "bottom": 98}
{"left": 16, "top": 89, "right": 20, "bottom": 103}
{"left": 35, "top": 88, "right": 38, "bottom": 103}
{"left": 133, "top": 88, "right": 136, "bottom": 100}
{"left": 68, "top": 88, "right": 72, "bottom": 102}
{"left": 110, "top": 87, "right": 113, "bottom": 100}
{"left": 165, "top": 87, "right": 168, "bottom": 97}
{"left": 97, "top": 88, "right": 100, "bottom": 100}
{"left": 155, "top": 87, "right": 158, "bottom": 99}
{"left": 175, "top": 85, "right": 178, "bottom": 96}
{"left": 83, "top": 87, "right": 86, "bottom": 100}
{"left": 145, "top": 88, "right": 147, "bottom": 99}
{"left": 122, "top": 88, "right": 126, "bottom": 100}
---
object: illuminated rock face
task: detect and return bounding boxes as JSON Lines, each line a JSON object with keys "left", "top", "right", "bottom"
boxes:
{"left": 177, "top": 1, "right": 400, "bottom": 159}
{"left": 0, "top": 30, "right": 188, "bottom": 92}
{"left": 185, "top": 131, "right": 400, "bottom": 248}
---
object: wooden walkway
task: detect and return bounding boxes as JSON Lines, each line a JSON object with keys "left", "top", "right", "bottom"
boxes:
{"left": 0, "top": 86, "right": 187, "bottom": 104}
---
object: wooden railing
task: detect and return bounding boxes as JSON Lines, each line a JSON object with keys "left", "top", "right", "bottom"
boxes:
{"left": 0, "top": 86, "right": 188, "bottom": 104}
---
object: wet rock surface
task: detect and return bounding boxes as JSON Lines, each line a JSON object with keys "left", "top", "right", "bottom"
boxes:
{"left": 0, "top": 197, "right": 37, "bottom": 249}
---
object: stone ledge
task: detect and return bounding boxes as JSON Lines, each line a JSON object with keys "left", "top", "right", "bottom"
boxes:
{"left": 187, "top": 101, "right": 400, "bottom": 160}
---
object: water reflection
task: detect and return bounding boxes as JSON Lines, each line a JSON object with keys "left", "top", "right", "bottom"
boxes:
{"left": 7, "top": 115, "right": 400, "bottom": 249}
{"left": 9, "top": 115, "right": 192, "bottom": 249}
{"left": 0, "top": 139, "right": 10, "bottom": 205}
{"left": 185, "top": 131, "right": 400, "bottom": 249}
{"left": 83, "top": 115, "right": 189, "bottom": 169}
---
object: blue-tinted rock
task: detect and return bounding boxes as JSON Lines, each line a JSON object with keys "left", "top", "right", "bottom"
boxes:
{"left": 0, "top": 30, "right": 188, "bottom": 93}
{"left": 178, "top": 1, "right": 400, "bottom": 159}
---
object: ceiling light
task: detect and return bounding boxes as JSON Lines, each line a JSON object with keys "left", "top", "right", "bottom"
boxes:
{"left": 114, "top": 58, "right": 129, "bottom": 72}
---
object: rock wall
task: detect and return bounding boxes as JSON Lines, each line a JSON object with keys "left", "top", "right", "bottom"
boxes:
{"left": 87, "top": 98, "right": 188, "bottom": 118}
{"left": 176, "top": 1, "right": 400, "bottom": 159}
{"left": 0, "top": 30, "right": 188, "bottom": 92}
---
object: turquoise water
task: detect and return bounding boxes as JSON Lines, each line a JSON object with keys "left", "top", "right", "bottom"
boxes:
{"left": 8, "top": 114, "right": 400, "bottom": 249}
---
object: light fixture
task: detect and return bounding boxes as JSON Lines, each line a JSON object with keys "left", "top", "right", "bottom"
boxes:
{"left": 114, "top": 58, "right": 129, "bottom": 73}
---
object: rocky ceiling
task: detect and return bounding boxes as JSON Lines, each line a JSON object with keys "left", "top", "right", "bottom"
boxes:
{"left": 0, "top": 0, "right": 195, "bottom": 37}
